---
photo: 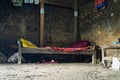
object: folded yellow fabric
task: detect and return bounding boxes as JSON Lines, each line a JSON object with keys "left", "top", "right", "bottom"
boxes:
{"left": 20, "top": 38, "right": 38, "bottom": 48}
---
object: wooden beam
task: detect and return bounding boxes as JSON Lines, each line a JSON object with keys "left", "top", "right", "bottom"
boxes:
{"left": 73, "top": 0, "right": 79, "bottom": 41}
{"left": 72, "top": 0, "right": 79, "bottom": 62}
{"left": 40, "top": 0, "right": 74, "bottom": 9}
{"left": 40, "top": 0, "right": 44, "bottom": 47}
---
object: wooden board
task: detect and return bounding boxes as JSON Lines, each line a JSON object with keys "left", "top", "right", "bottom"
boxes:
{"left": 21, "top": 47, "right": 95, "bottom": 55}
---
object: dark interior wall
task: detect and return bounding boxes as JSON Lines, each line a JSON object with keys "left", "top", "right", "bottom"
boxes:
{"left": 44, "top": 6, "right": 74, "bottom": 47}
{"left": 0, "top": 1, "right": 74, "bottom": 55}
{"left": 0, "top": 3, "right": 39, "bottom": 55}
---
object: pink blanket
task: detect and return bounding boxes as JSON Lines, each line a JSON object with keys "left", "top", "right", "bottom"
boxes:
{"left": 51, "top": 46, "right": 88, "bottom": 52}
{"left": 46, "top": 40, "right": 90, "bottom": 52}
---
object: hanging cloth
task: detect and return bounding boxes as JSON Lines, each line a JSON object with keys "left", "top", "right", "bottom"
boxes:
{"left": 95, "top": 0, "right": 107, "bottom": 10}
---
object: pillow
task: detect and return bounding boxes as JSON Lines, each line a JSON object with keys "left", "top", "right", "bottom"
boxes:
{"left": 70, "top": 40, "right": 90, "bottom": 48}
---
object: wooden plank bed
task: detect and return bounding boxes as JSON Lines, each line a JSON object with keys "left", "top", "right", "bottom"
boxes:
{"left": 17, "top": 40, "right": 96, "bottom": 64}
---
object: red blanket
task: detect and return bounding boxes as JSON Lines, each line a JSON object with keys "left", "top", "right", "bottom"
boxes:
{"left": 46, "top": 40, "right": 90, "bottom": 52}
{"left": 51, "top": 46, "right": 88, "bottom": 52}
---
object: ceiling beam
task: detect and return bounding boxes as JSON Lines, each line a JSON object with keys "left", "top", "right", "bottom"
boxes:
{"left": 40, "top": 0, "right": 74, "bottom": 9}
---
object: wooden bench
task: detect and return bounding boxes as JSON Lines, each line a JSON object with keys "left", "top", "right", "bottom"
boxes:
{"left": 101, "top": 46, "right": 120, "bottom": 66}
{"left": 17, "top": 40, "right": 96, "bottom": 64}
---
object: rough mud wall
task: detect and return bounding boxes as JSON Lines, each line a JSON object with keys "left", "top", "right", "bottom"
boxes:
{"left": 0, "top": 1, "right": 73, "bottom": 56}
{"left": 79, "top": 0, "right": 120, "bottom": 57}
{"left": 79, "top": 0, "right": 120, "bottom": 47}
{"left": 0, "top": 3, "right": 40, "bottom": 55}
{"left": 44, "top": 6, "right": 74, "bottom": 47}
{"left": 1, "top": 0, "right": 120, "bottom": 59}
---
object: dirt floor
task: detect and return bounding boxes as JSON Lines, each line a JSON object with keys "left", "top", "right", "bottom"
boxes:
{"left": 0, "top": 63, "right": 120, "bottom": 80}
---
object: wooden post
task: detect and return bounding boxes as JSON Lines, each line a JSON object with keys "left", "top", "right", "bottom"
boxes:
{"left": 40, "top": 0, "right": 44, "bottom": 47}
{"left": 73, "top": 0, "right": 79, "bottom": 42}
{"left": 101, "top": 47, "right": 105, "bottom": 64}
{"left": 92, "top": 50, "right": 96, "bottom": 64}
{"left": 72, "top": 0, "right": 79, "bottom": 62}
{"left": 17, "top": 40, "right": 22, "bottom": 64}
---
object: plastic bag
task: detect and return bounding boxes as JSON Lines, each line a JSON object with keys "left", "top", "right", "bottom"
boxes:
{"left": 20, "top": 38, "right": 38, "bottom": 48}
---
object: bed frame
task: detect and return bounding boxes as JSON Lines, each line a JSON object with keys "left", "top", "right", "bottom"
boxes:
{"left": 17, "top": 40, "right": 96, "bottom": 64}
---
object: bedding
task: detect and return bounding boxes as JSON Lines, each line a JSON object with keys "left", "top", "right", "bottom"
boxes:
{"left": 20, "top": 38, "right": 90, "bottom": 52}
{"left": 17, "top": 39, "right": 96, "bottom": 64}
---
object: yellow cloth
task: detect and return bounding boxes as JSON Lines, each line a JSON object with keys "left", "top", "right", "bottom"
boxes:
{"left": 20, "top": 38, "right": 38, "bottom": 48}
